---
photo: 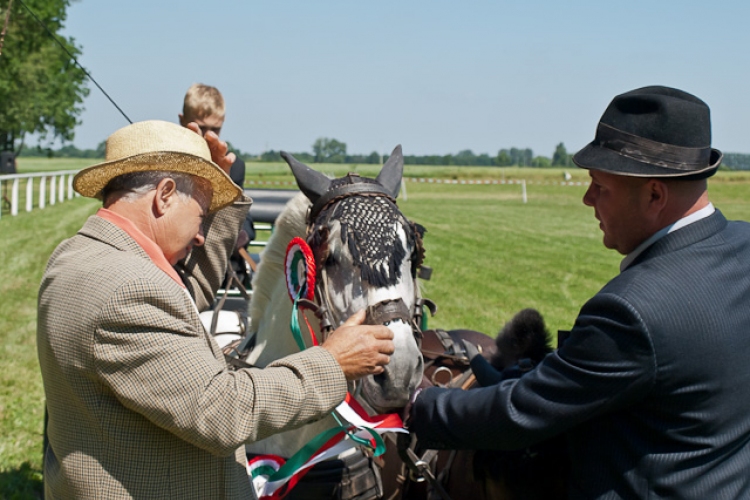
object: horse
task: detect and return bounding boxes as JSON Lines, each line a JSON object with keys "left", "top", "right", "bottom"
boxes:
{"left": 227, "top": 151, "right": 567, "bottom": 499}
{"left": 241, "top": 146, "right": 426, "bottom": 499}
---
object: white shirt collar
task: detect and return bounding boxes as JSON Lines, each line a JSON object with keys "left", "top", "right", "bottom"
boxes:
{"left": 620, "top": 203, "right": 715, "bottom": 272}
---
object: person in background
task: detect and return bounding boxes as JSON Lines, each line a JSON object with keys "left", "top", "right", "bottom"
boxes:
{"left": 179, "top": 83, "right": 246, "bottom": 188}
{"left": 409, "top": 86, "right": 750, "bottom": 499}
{"left": 38, "top": 120, "right": 395, "bottom": 499}
{"left": 180, "top": 83, "right": 255, "bottom": 285}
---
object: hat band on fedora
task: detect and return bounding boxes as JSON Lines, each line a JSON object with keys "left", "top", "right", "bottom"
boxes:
{"left": 595, "top": 123, "right": 712, "bottom": 171}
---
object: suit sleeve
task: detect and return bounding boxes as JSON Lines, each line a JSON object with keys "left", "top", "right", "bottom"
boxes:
{"left": 176, "top": 195, "right": 252, "bottom": 312}
{"left": 93, "top": 278, "right": 347, "bottom": 456}
{"left": 410, "top": 292, "right": 657, "bottom": 450}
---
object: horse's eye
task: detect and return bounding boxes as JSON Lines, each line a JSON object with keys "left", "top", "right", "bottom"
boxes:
{"left": 326, "top": 242, "right": 343, "bottom": 266}
{"left": 326, "top": 253, "right": 336, "bottom": 266}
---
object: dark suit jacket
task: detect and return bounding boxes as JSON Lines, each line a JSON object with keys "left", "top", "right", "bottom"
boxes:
{"left": 411, "top": 210, "right": 750, "bottom": 499}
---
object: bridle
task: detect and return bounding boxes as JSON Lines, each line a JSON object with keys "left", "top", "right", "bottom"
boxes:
{"left": 296, "top": 173, "right": 432, "bottom": 348}
{"left": 266, "top": 170, "right": 454, "bottom": 498}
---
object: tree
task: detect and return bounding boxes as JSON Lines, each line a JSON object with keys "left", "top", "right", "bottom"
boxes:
{"left": 551, "top": 142, "right": 571, "bottom": 166}
{"left": 722, "top": 152, "right": 750, "bottom": 171}
{"left": 496, "top": 149, "right": 511, "bottom": 166}
{"left": 312, "top": 137, "right": 347, "bottom": 163}
{"left": 0, "top": 0, "right": 89, "bottom": 153}
{"left": 454, "top": 149, "right": 476, "bottom": 166}
{"left": 521, "top": 148, "right": 533, "bottom": 166}
{"left": 531, "top": 156, "right": 552, "bottom": 168}
{"left": 366, "top": 151, "right": 380, "bottom": 164}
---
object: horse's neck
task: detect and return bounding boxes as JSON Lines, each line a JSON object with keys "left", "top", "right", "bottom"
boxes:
{"left": 244, "top": 194, "right": 337, "bottom": 457}
{"left": 248, "top": 193, "right": 319, "bottom": 367}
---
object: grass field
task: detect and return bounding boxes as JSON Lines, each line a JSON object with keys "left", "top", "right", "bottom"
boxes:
{"left": 2, "top": 160, "right": 749, "bottom": 498}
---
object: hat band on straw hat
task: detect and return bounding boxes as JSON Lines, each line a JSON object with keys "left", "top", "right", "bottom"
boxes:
{"left": 595, "top": 123, "right": 714, "bottom": 171}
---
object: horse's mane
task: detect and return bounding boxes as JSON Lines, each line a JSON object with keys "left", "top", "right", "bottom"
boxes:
{"left": 249, "top": 192, "right": 310, "bottom": 343}
{"left": 250, "top": 193, "right": 310, "bottom": 324}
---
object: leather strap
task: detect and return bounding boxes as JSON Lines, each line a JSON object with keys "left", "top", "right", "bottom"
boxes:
{"left": 365, "top": 298, "right": 411, "bottom": 326}
{"left": 310, "top": 182, "right": 394, "bottom": 221}
{"left": 238, "top": 246, "right": 258, "bottom": 272}
{"left": 210, "top": 262, "right": 249, "bottom": 335}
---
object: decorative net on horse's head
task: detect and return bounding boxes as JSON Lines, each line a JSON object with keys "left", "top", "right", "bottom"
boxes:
{"left": 313, "top": 178, "right": 419, "bottom": 288}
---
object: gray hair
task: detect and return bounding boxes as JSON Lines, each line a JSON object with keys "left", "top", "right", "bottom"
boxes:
{"left": 101, "top": 171, "right": 212, "bottom": 207}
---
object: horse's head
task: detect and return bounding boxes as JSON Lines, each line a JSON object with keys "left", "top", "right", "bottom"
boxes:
{"left": 281, "top": 146, "right": 424, "bottom": 412}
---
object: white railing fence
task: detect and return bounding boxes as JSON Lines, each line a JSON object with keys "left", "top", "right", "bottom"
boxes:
{"left": 0, "top": 170, "right": 80, "bottom": 220}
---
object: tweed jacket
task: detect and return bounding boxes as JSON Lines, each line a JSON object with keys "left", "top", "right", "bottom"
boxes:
{"left": 37, "top": 201, "right": 348, "bottom": 500}
{"left": 412, "top": 210, "right": 750, "bottom": 499}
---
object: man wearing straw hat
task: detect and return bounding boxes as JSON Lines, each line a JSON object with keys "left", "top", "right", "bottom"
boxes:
{"left": 37, "top": 120, "right": 395, "bottom": 499}
{"left": 409, "top": 86, "right": 750, "bottom": 498}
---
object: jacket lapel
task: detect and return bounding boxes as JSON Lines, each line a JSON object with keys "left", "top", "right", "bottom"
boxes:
{"left": 78, "top": 215, "right": 223, "bottom": 359}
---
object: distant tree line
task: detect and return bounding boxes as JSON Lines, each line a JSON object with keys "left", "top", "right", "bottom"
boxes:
{"left": 19, "top": 141, "right": 105, "bottom": 158}
{"left": 252, "top": 139, "right": 578, "bottom": 168}
{"left": 17, "top": 136, "right": 750, "bottom": 170}
{"left": 722, "top": 153, "right": 750, "bottom": 170}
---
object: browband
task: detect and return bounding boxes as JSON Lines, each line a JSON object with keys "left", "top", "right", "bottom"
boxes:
{"left": 595, "top": 122, "right": 715, "bottom": 171}
{"left": 309, "top": 182, "right": 394, "bottom": 222}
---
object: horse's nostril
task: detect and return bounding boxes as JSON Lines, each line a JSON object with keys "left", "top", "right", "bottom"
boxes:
{"left": 373, "top": 372, "right": 387, "bottom": 386}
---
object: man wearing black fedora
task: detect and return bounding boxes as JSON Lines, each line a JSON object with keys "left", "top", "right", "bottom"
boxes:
{"left": 410, "top": 86, "right": 750, "bottom": 498}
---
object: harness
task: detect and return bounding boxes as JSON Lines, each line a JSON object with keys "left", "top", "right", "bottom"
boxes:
{"left": 300, "top": 173, "right": 429, "bottom": 349}
{"left": 223, "top": 173, "right": 459, "bottom": 499}
{"left": 291, "top": 174, "right": 486, "bottom": 500}
{"left": 391, "top": 329, "right": 488, "bottom": 500}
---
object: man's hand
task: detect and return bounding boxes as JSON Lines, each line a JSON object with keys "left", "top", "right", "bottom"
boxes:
{"left": 322, "top": 310, "right": 395, "bottom": 381}
{"left": 186, "top": 122, "right": 236, "bottom": 174}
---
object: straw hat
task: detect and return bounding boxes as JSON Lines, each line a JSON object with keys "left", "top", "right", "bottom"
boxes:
{"left": 73, "top": 120, "right": 242, "bottom": 212}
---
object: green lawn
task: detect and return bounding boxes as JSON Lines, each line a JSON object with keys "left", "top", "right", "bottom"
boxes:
{"left": 0, "top": 196, "right": 100, "bottom": 498}
{"left": 1, "top": 162, "right": 749, "bottom": 498}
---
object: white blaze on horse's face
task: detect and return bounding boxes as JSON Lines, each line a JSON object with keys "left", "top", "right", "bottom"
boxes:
{"left": 323, "top": 220, "right": 424, "bottom": 412}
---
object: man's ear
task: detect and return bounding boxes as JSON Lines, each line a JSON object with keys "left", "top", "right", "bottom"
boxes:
{"left": 153, "top": 178, "right": 178, "bottom": 217}
{"left": 647, "top": 179, "right": 669, "bottom": 212}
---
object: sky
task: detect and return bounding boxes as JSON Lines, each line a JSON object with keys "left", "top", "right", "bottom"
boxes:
{"left": 54, "top": 0, "right": 750, "bottom": 158}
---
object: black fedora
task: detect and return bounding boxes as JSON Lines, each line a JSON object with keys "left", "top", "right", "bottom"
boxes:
{"left": 573, "top": 86, "right": 722, "bottom": 179}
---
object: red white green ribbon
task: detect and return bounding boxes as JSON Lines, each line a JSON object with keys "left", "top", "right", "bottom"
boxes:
{"left": 252, "top": 237, "right": 407, "bottom": 498}
{"left": 284, "top": 237, "right": 318, "bottom": 350}
{"left": 249, "top": 395, "right": 406, "bottom": 498}
{"left": 285, "top": 237, "right": 316, "bottom": 303}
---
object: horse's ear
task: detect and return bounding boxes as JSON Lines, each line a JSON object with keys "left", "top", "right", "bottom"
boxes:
{"left": 281, "top": 151, "right": 331, "bottom": 204}
{"left": 376, "top": 144, "right": 404, "bottom": 198}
